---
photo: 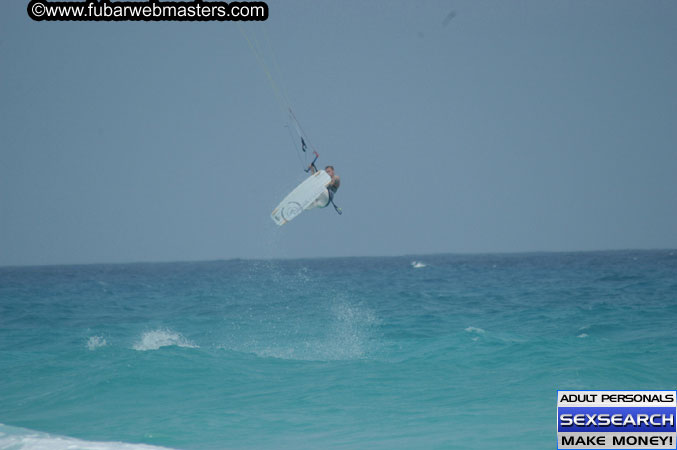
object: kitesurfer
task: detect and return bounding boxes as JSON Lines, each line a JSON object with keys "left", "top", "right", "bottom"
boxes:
{"left": 312, "top": 165, "right": 340, "bottom": 195}
{"left": 307, "top": 164, "right": 341, "bottom": 210}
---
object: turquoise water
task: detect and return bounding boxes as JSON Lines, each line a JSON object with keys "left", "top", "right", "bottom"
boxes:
{"left": 1, "top": 251, "right": 676, "bottom": 449}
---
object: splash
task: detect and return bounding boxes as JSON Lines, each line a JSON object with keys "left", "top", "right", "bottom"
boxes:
{"left": 237, "top": 301, "right": 379, "bottom": 361}
{"left": 132, "top": 329, "right": 198, "bottom": 351}
{"left": 86, "top": 335, "right": 107, "bottom": 351}
{"left": 411, "top": 261, "right": 427, "bottom": 268}
{"left": 316, "top": 302, "right": 378, "bottom": 360}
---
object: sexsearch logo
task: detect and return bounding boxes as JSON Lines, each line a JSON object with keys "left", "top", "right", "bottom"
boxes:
{"left": 557, "top": 390, "right": 677, "bottom": 449}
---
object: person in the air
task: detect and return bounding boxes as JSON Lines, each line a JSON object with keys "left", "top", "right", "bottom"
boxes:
{"left": 307, "top": 164, "right": 340, "bottom": 210}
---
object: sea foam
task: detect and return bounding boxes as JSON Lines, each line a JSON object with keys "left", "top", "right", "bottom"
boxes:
{"left": 132, "top": 329, "right": 198, "bottom": 351}
{"left": 0, "top": 423, "right": 173, "bottom": 450}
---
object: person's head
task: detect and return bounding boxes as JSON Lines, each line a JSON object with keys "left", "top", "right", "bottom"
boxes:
{"left": 325, "top": 166, "right": 335, "bottom": 177}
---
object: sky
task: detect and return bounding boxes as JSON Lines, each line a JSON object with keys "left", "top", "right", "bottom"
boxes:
{"left": 1, "top": 0, "right": 676, "bottom": 266}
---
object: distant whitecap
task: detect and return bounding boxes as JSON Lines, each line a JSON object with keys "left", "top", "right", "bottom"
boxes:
{"left": 411, "top": 261, "right": 426, "bottom": 268}
{"left": 577, "top": 333, "right": 589, "bottom": 338}
{"left": 465, "top": 326, "right": 485, "bottom": 334}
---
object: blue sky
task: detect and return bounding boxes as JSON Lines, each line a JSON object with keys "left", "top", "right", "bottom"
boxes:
{"left": 1, "top": 0, "right": 676, "bottom": 266}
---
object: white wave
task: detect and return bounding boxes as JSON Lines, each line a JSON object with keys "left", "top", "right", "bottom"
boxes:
{"left": 411, "top": 261, "right": 426, "bottom": 268}
{"left": 465, "top": 326, "right": 485, "bottom": 334}
{"left": 577, "top": 333, "right": 589, "bottom": 338}
{"left": 132, "top": 329, "right": 198, "bottom": 351}
{"left": 0, "top": 423, "right": 174, "bottom": 450}
{"left": 87, "top": 335, "right": 107, "bottom": 351}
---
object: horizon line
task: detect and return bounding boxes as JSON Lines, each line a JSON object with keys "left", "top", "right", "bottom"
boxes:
{"left": 1, "top": 247, "right": 675, "bottom": 270}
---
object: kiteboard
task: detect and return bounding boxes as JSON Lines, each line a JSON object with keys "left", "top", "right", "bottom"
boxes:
{"left": 271, "top": 170, "right": 332, "bottom": 226}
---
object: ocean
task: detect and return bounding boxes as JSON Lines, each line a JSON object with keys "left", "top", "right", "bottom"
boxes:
{"left": 1, "top": 251, "right": 675, "bottom": 449}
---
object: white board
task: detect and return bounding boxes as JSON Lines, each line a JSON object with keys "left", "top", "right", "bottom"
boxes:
{"left": 271, "top": 170, "right": 332, "bottom": 226}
